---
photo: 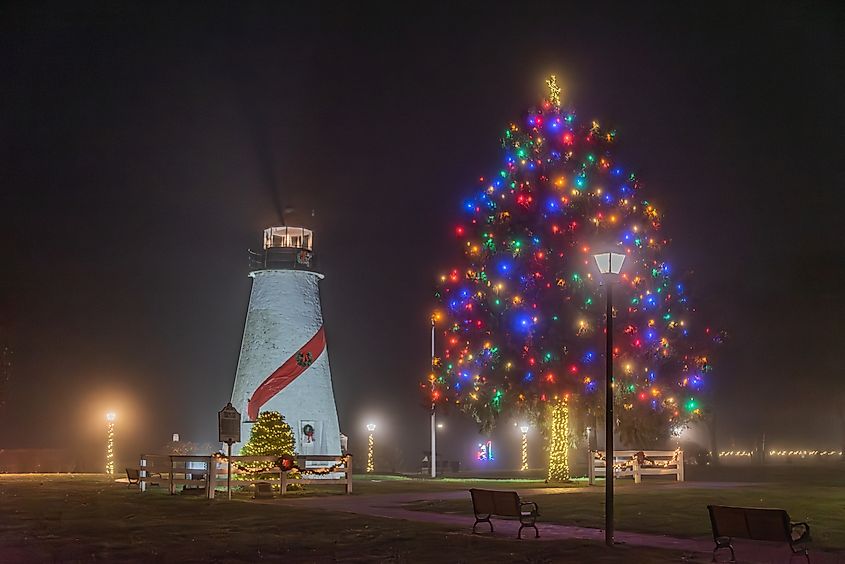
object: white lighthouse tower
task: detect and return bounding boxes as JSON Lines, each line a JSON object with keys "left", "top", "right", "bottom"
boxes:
{"left": 230, "top": 226, "right": 341, "bottom": 457}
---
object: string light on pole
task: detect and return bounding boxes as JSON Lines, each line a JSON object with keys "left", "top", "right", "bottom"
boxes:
{"left": 519, "top": 423, "right": 530, "bottom": 471}
{"left": 366, "top": 423, "right": 376, "bottom": 473}
{"left": 105, "top": 411, "right": 116, "bottom": 476}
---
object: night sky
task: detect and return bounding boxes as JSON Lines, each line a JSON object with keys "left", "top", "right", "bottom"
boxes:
{"left": 2, "top": 3, "right": 843, "bottom": 468}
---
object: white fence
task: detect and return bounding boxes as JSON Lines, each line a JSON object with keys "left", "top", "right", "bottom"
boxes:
{"left": 588, "top": 449, "right": 684, "bottom": 484}
{"left": 136, "top": 453, "right": 352, "bottom": 498}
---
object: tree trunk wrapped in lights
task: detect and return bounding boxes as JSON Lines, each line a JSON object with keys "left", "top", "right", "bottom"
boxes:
{"left": 428, "top": 76, "right": 719, "bottom": 478}
{"left": 547, "top": 397, "right": 570, "bottom": 481}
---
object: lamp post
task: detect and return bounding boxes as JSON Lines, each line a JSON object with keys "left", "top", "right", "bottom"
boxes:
{"left": 519, "top": 423, "right": 530, "bottom": 471}
{"left": 366, "top": 423, "right": 376, "bottom": 473}
{"left": 594, "top": 251, "right": 625, "bottom": 547}
{"left": 430, "top": 314, "right": 438, "bottom": 478}
{"left": 105, "top": 411, "right": 117, "bottom": 476}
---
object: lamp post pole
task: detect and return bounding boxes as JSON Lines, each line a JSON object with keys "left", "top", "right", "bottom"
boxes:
{"left": 430, "top": 316, "right": 437, "bottom": 478}
{"left": 604, "top": 281, "right": 614, "bottom": 547}
{"left": 593, "top": 250, "right": 624, "bottom": 548}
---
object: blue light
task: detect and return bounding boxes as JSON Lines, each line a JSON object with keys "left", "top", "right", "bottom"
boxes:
{"left": 449, "top": 300, "right": 459, "bottom": 310}
{"left": 585, "top": 381, "right": 597, "bottom": 393}
{"left": 464, "top": 199, "right": 475, "bottom": 212}
{"left": 603, "top": 193, "right": 614, "bottom": 204}
{"left": 582, "top": 351, "right": 596, "bottom": 363}
{"left": 514, "top": 314, "right": 533, "bottom": 333}
{"left": 611, "top": 167, "right": 623, "bottom": 177}
{"left": 645, "top": 329, "right": 657, "bottom": 341}
{"left": 546, "top": 199, "right": 559, "bottom": 212}
{"left": 648, "top": 371, "right": 656, "bottom": 382}
{"left": 644, "top": 295, "right": 657, "bottom": 309}
{"left": 459, "top": 288, "right": 470, "bottom": 299}
{"left": 498, "top": 260, "right": 512, "bottom": 274}
{"left": 523, "top": 371, "right": 534, "bottom": 382}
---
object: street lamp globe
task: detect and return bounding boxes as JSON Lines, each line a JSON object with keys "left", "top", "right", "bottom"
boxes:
{"left": 593, "top": 251, "right": 626, "bottom": 275}
{"left": 519, "top": 423, "right": 530, "bottom": 434}
{"left": 366, "top": 423, "right": 376, "bottom": 432}
{"left": 106, "top": 411, "right": 117, "bottom": 422}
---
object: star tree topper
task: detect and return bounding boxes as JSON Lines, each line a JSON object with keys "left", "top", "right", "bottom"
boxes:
{"left": 545, "top": 74, "right": 562, "bottom": 107}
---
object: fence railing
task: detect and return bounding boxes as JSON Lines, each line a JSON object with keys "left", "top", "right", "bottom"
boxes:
{"left": 137, "top": 453, "right": 352, "bottom": 499}
{"left": 588, "top": 449, "right": 684, "bottom": 485}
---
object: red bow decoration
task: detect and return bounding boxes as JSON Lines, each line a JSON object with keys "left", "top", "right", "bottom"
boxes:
{"left": 247, "top": 326, "right": 326, "bottom": 420}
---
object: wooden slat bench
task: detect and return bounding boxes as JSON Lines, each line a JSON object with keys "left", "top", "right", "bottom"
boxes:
{"left": 469, "top": 488, "right": 539, "bottom": 539}
{"left": 707, "top": 505, "right": 811, "bottom": 562}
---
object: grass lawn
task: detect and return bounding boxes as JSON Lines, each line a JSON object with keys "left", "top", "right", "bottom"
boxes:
{"left": 0, "top": 474, "right": 690, "bottom": 563}
{"left": 407, "top": 465, "right": 845, "bottom": 550}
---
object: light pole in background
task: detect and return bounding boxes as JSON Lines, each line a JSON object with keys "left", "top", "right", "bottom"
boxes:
{"left": 593, "top": 251, "right": 625, "bottom": 547}
{"left": 430, "top": 313, "right": 440, "bottom": 478}
{"left": 105, "top": 411, "right": 117, "bottom": 476}
{"left": 519, "top": 423, "right": 530, "bottom": 471}
{"left": 366, "top": 423, "right": 376, "bottom": 473}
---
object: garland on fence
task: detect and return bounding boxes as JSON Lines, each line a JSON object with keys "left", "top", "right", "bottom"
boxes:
{"left": 594, "top": 448, "right": 681, "bottom": 471}
{"left": 213, "top": 453, "right": 351, "bottom": 475}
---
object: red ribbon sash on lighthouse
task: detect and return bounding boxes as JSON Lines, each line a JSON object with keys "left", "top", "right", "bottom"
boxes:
{"left": 247, "top": 326, "right": 326, "bottom": 420}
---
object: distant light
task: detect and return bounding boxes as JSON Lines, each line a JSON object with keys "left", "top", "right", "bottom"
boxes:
{"left": 366, "top": 423, "right": 376, "bottom": 432}
{"left": 436, "top": 423, "right": 444, "bottom": 429}
{"left": 593, "top": 252, "right": 626, "bottom": 275}
{"left": 172, "top": 433, "right": 180, "bottom": 442}
{"left": 105, "top": 412, "right": 117, "bottom": 422}
{"left": 519, "top": 423, "right": 530, "bottom": 434}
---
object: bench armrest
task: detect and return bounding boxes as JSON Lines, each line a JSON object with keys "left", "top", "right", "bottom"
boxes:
{"left": 520, "top": 500, "right": 539, "bottom": 515}
{"left": 790, "top": 522, "right": 811, "bottom": 544}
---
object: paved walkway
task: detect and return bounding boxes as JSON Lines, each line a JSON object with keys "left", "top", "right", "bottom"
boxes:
{"left": 258, "top": 487, "right": 845, "bottom": 563}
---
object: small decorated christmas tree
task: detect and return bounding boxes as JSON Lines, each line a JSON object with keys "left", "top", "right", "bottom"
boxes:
{"left": 241, "top": 411, "right": 296, "bottom": 459}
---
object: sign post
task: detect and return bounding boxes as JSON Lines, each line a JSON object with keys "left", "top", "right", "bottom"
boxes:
{"left": 218, "top": 403, "right": 241, "bottom": 500}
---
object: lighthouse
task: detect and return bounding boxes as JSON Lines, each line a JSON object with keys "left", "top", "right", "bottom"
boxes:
{"left": 230, "top": 226, "right": 341, "bottom": 457}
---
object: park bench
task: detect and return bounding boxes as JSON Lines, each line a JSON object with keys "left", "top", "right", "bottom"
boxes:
{"left": 707, "top": 505, "right": 811, "bottom": 563}
{"left": 469, "top": 488, "right": 539, "bottom": 539}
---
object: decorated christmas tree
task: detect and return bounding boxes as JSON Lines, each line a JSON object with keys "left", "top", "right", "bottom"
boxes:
{"left": 241, "top": 411, "right": 296, "bottom": 459}
{"left": 428, "top": 77, "right": 717, "bottom": 480}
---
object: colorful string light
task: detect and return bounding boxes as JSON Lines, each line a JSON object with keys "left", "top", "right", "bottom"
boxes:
{"left": 428, "top": 77, "right": 718, "bottom": 471}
